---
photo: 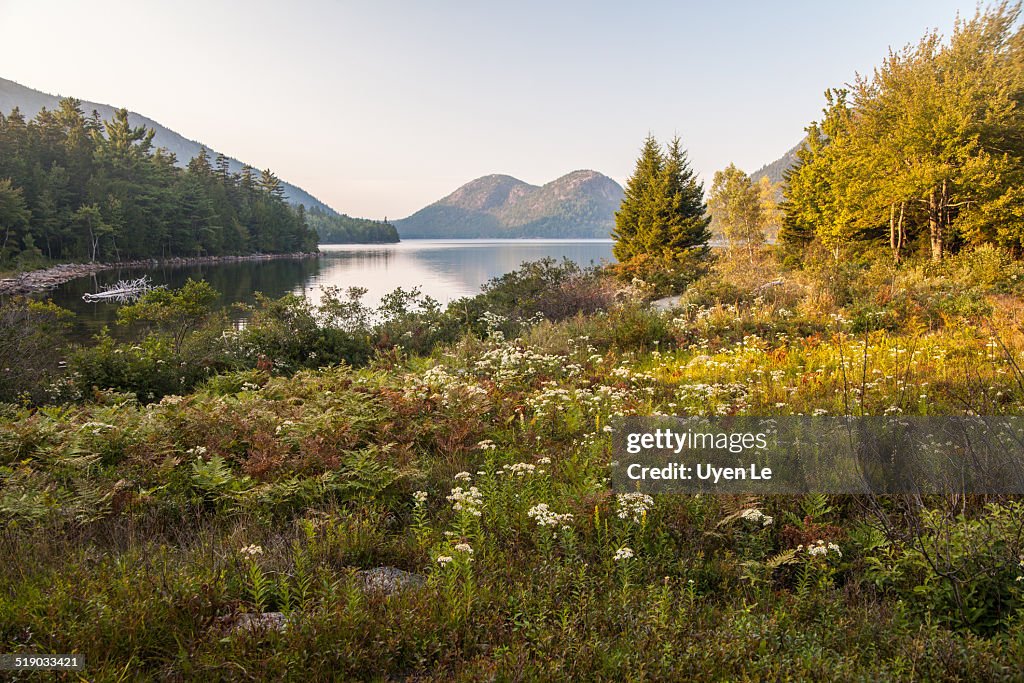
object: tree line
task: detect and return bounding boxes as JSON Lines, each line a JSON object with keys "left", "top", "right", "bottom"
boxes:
{"left": 0, "top": 98, "right": 391, "bottom": 267}
{"left": 781, "top": 3, "right": 1024, "bottom": 262}
{"left": 614, "top": 3, "right": 1024, "bottom": 285}
{"left": 306, "top": 205, "right": 399, "bottom": 244}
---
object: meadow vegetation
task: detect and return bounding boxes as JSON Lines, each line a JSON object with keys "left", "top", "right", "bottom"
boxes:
{"left": 3, "top": 246, "right": 1024, "bottom": 680}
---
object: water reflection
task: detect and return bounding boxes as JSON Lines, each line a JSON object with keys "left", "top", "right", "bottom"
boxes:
{"left": 44, "top": 239, "right": 615, "bottom": 337}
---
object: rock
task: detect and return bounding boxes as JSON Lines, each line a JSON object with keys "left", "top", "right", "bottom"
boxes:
{"left": 357, "top": 566, "right": 426, "bottom": 595}
{"left": 650, "top": 295, "right": 682, "bottom": 312}
{"left": 231, "top": 611, "right": 288, "bottom": 634}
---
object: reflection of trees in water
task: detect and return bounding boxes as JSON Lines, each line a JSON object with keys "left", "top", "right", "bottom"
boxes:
{"left": 320, "top": 249, "right": 396, "bottom": 267}
{"left": 45, "top": 243, "right": 615, "bottom": 340}
{"left": 409, "top": 243, "right": 613, "bottom": 291}
{"left": 49, "top": 258, "right": 321, "bottom": 340}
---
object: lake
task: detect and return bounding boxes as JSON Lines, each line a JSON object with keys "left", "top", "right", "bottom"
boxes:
{"left": 47, "top": 239, "right": 616, "bottom": 335}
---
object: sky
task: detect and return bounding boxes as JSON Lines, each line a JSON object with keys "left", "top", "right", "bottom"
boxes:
{"left": 0, "top": 0, "right": 983, "bottom": 219}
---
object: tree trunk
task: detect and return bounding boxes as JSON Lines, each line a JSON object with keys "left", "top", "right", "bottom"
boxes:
{"left": 929, "top": 188, "right": 943, "bottom": 261}
{"left": 890, "top": 202, "right": 906, "bottom": 263}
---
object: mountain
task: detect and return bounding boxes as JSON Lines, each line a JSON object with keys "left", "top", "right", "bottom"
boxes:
{"left": 396, "top": 170, "right": 624, "bottom": 238}
{"left": 750, "top": 140, "right": 805, "bottom": 185}
{"left": 0, "top": 76, "right": 337, "bottom": 217}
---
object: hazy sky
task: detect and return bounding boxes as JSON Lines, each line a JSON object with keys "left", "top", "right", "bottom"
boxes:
{"left": 0, "top": 0, "right": 981, "bottom": 219}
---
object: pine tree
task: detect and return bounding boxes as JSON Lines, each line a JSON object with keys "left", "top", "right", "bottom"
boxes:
{"left": 612, "top": 135, "right": 712, "bottom": 292}
{"left": 612, "top": 134, "right": 663, "bottom": 262}
{"left": 660, "top": 136, "right": 712, "bottom": 258}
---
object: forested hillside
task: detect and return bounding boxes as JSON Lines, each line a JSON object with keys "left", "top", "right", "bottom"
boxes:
{"left": 0, "top": 100, "right": 319, "bottom": 265}
{"left": 307, "top": 206, "right": 399, "bottom": 244}
{"left": 0, "top": 77, "right": 334, "bottom": 216}
{"left": 750, "top": 141, "right": 803, "bottom": 185}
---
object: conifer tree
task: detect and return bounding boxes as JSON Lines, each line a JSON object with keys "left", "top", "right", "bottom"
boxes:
{"left": 612, "top": 134, "right": 663, "bottom": 262}
{"left": 612, "top": 134, "right": 712, "bottom": 291}
{"left": 660, "top": 136, "right": 712, "bottom": 258}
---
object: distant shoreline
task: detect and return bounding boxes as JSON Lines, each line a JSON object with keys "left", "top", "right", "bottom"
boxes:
{"left": 0, "top": 252, "right": 319, "bottom": 296}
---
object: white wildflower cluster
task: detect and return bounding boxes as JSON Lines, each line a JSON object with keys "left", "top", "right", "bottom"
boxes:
{"left": 454, "top": 471, "right": 473, "bottom": 481}
{"left": 526, "top": 384, "right": 573, "bottom": 418}
{"left": 802, "top": 540, "right": 842, "bottom": 558}
{"left": 614, "top": 546, "right": 634, "bottom": 561}
{"left": 740, "top": 508, "right": 774, "bottom": 527}
{"left": 447, "top": 486, "right": 483, "bottom": 516}
{"left": 453, "top": 542, "right": 473, "bottom": 555}
{"left": 436, "top": 555, "right": 454, "bottom": 567}
{"left": 274, "top": 419, "right": 296, "bottom": 435}
{"left": 239, "top": 544, "right": 264, "bottom": 559}
{"left": 80, "top": 421, "right": 115, "bottom": 435}
{"left": 473, "top": 343, "right": 566, "bottom": 384}
{"left": 610, "top": 364, "right": 657, "bottom": 384}
{"left": 413, "top": 490, "right": 428, "bottom": 505}
{"left": 408, "top": 365, "right": 489, "bottom": 409}
{"left": 502, "top": 462, "right": 537, "bottom": 477}
{"left": 479, "top": 311, "right": 508, "bottom": 340}
{"left": 477, "top": 439, "right": 497, "bottom": 451}
{"left": 676, "top": 382, "right": 751, "bottom": 416}
{"left": 617, "top": 492, "right": 654, "bottom": 524}
{"left": 186, "top": 445, "right": 208, "bottom": 457}
{"left": 527, "top": 503, "right": 574, "bottom": 529}
{"left": 524, "top": 381, "right": 638, "bottom": 425}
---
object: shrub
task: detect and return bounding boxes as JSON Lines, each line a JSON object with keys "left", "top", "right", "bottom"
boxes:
{"left": 0, "top": 297, "right": 72, "bottom": 403}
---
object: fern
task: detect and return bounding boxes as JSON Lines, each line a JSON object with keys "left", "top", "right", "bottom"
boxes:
{"left": 246, "top": 561, "right": 272, "bottom": 613}
{"left": 800, "top": 493, "right": 833, "bottom": 522}
{"left": 715, "top": 494, "right": 762, "bottom": 528}
{"left": 767, "top": 548, "right": 799, "bottom": 570}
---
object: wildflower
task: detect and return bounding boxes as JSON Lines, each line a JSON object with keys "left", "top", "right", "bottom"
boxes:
{"left": 537, "top": 456, "right": 552, "bottom": 465}
{"left": 239, "top": 544, "right": 264, "bottom": 559}
{"left": 617, "top": 492, "right": 654, "bottom": 524}
{"left": 527, "top": 503, "right": 574, "bottom": 528}
{"left": 805, "top": 540, "right": 841, "bottom": 558}
{"left": 453, "top": 542, "right": 473, "bottom": 554}
{"left": 413, "top": 490, "right": 428, "bottom": 505}
{"left": 436, "top": 555, "right": 454, "bottom": 567}
{"left": 454, "top": 471, "right": 473, "bottom": 481}
{"left": 447, "top": 486, "right": 483, "bottom": 516}
{"left": 503, "top": 462, "right": 537, "bottom": 476}
{"left": 740, "top": 508, "right": 773, "bottom": 527}
{"left": 614, "top": 547, "right": 634, "bottom": 561}
{"left": 477, "top": 439, "right": 497, "bottom": 451}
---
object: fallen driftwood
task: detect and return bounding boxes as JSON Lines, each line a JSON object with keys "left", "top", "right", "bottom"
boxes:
{"left": 82, "top": 276, "right": 162, "bottom": 303}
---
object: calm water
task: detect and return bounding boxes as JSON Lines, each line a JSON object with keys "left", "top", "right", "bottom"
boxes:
{"left": 46, "top": 239, "right": 615, "bottom": 335}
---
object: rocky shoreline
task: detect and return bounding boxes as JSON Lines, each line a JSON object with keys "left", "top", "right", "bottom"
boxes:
{"left": 0, "top": 252, "right": 319, "bottom": 296}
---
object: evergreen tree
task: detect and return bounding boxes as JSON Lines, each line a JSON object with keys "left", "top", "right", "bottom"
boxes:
{"left": 612, "top": 134, "right": 663, "bottom": 262}
{"left": 660, "top": 136, "right": 713, "bottom": 258}
{"left": 612, "top": 134, "right": 712, "bottom": 292}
